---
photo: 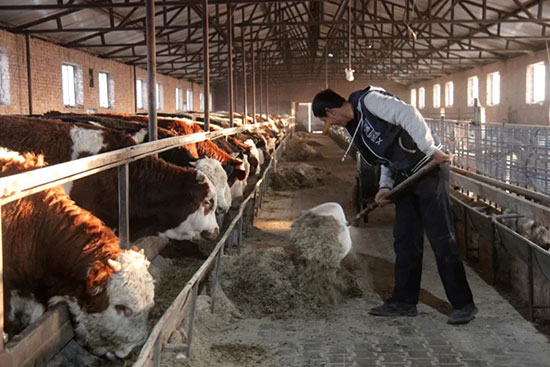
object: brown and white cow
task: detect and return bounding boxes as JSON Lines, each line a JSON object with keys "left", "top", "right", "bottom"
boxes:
{"left": 0, "top": 148, "right": 154, "bottom": 359}
{"left": 0, "top": 116, "right": 219, "bottom": 241}
{"left": 46, "top": 112, "right": 234, "bottom": 214}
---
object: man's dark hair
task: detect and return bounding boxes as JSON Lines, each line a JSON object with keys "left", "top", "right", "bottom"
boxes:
{"left": 312, "top": 89, "right": 346, "bottom": 117}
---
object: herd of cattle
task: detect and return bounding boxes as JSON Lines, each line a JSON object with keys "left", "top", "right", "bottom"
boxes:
{"left": 0, "top": 112, "right": 288, "bottom": 360}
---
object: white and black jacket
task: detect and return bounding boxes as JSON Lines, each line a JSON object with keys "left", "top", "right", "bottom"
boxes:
{"left": 345, "top": 86, "right": 442, "bottom": 189}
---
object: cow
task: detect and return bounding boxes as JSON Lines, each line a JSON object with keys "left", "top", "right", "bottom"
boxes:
{"left": 90, "top": 112, "right": 247, "bottom": 183}
{"left": 0, "top": 147, "right": 155, "bottom": 360}
{"left": 44, "top": 113, "right": 233, "bottom": 214}
{"left": 0, "top": 116, "right": 219, "bottom": 242}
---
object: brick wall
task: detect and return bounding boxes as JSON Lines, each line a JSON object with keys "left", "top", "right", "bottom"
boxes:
{"left": 0, "top": 30, "right": 28, "bottom": 114}
{"left": 213, "top": 78, "right": 409, "bottom": 116}
{"left": 409, "top": 49, "right": 550, "bottom": 125}
{"left": 0, "top": 29, "right": 203, "bottom": 116}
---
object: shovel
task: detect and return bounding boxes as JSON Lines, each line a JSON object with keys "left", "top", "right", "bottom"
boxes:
{"left": 351, "top": 160, "right": 440, "bottom": 226}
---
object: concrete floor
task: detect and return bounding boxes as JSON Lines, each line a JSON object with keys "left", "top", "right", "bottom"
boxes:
{"left": 237, "top": 133, "right": 550, "bottom": 367}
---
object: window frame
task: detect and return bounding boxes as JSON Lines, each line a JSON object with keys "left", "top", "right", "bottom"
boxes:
{"left": 467, "top": 76, "right": 479, "bottom": 107}
{"left": 526, "top": 61, "right": 546, "bottom": 104}
{"left": 418, "top": 87, "right": 426, "bottom": 109}
{"left": 487, "top": 71, "right": 501, "bottom": 106}
{"left": 62, "top": 63, "right": 77, "bottom": 107}
{"left": 445, "top": 81, "right": 454, "bottom": 107}
{"left": 433, "top": 84, "right": 441, "bottom": 108}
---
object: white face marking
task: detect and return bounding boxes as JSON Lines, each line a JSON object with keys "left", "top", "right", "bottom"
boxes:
{"left": 8, "top": 290, "right": 45, "bottom": 330}
{"left": 70, "top": 126, "right": 106, "bottom": 160}
{"left": 132, "top": 128, "right": 148, "bottom": 144}
{"left": 51, "top": 250, "right": 155, "bottom": 359}
{"left": 159, "top": 172, "right": 219, "bottom": 242}
{"left": 64, "top": 127, "right": 106, "bottom": 195}
{"left": 307, "top": 202, "right": 352, "bottom": 260}
{"left": 192, "top": 158, "right": 231, "bottom": 213}
{"left": 243, "top": 139, "right": 262, "bottom": 175}
{"left": 230, "top": 155, "right": 249, "bottom": 201}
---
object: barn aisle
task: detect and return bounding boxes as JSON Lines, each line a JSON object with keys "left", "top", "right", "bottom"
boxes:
{"left": 167, "top": 133, "right": 550, "bottom": 367}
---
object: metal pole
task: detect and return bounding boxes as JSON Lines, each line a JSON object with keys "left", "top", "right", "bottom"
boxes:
{"left": 529, "top": 247, "right": 534, "bottom": 321}
{"left": 203, "top": 0, "right": 210, "bottom": 130}
{"left": 265, "top": 57, "right": 269, "bottom": 119}
{"left": 241, "top": 23, "right": 247, "bottom": 123}
{"left": 118, "top": 164, "right": 130, "bottom": 249}
{"left": 0, "top": 205, "right": 4, "bottom": 353}
{"left": 146, "top": 0, "right": 157, "bottom": 142}
{"left": 25, "top": 33, "right": 33, "bottom": 115}
{"left": 251, "top": 41, "right": 256, "bottom": 123}
{"left": 210, "top": 250, "right": 221, "bottom": 313}
{"left": 227, "top": 4, "right": 234, "bottom": 128}
{"left": 186, "top": 283, "right": 199, "bottom": 357}
{"left": 259, "top": 50, "right": 263, "bottom": 121}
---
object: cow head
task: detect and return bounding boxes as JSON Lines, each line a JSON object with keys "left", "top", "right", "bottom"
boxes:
{"left": 190, "top": 158, "right": 232, "bottom": 214}
{"left": 51, "top": 248, "right": 154, "bottom": 360}
{"left": 160, "top": 171, "right": 220, "bottom": 241}
{"left": 230, "top": 154, "right": 250, "bottom": 201}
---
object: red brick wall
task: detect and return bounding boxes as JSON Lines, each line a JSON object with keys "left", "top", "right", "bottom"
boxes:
{"left": 0, "top": 29, "right": 201, "bottom": 116}
{"left": 0, "top": 30, "right": 28, "bottom": 114}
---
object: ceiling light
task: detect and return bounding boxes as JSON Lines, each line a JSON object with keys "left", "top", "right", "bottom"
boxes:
{"left": 345, "top": 68, "right": 355, "bottom": 82}
{"left": 328, "top": 53, "right": 334, "bottom": 58}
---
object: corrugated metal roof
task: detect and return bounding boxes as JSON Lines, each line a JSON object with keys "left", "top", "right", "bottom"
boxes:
{"left": 0, "top": 0, "right": 548, "bottom": 84}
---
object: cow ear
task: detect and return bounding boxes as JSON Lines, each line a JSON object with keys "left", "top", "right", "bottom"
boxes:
{"left": 87, "top": 261, "right": 112, "bottom": 296}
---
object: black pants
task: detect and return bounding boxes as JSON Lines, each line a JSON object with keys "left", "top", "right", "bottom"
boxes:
{"left": 391, "top": 165, "right": 474, "bottom": 309}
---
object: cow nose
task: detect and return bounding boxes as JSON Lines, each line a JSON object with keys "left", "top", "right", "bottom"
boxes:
{"left": 201, "top": 227, "right": 219, "bottom": 240}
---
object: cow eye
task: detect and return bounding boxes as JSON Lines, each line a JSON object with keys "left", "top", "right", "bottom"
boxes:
{"left": 115, "top": 304, "right": 133, "bottom": 317}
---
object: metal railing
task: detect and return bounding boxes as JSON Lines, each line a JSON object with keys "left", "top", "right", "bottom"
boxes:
{"left": 0, "top": 121, "right": 272, "bottom": 357}
{"left": 426, "top": 119, "right": 550, "bottom": 196}
{"left": 132, "top": 126, "right": 293, "bottom": 367}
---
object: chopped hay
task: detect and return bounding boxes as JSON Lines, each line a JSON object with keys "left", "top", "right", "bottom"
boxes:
{"left": 220, "top": 246, "right": 361, "bottom": 319}
{"left": 283, "top": 137, "right": 324, "bottom": 161}
{"left": 270, "top": 162, "right": 331, "bottom": 191}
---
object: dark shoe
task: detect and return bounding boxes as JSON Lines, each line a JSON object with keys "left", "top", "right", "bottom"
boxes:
{"left": 447, "top": 304, "right": 478, "bottom": 325}
{"left": 369, "top": 302, "right": 418, "bottom": 317}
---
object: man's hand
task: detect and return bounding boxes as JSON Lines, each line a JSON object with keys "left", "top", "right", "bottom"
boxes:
{"left": 375, "top": 187, "right": 391, "bottom": 207}
{"left": 431, "top": 149, "right": 453, "bottom": 165}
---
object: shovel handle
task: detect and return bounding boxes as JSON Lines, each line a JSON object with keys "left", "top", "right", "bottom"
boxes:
{"left": 352, "top": 160, "right": 440, "bottom": 222}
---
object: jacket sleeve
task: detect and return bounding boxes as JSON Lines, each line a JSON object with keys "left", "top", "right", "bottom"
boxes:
{"left": 363, "top": 91, "right": 438, "bottom": 157}
{"left": 379, "top": 164, "right": 395, "bottom": 189}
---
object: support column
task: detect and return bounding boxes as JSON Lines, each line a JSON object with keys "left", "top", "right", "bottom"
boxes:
{"left": 25, "top": 33, "right": 33, "bottom": 115}
{"left": 241, "top": 23, "right": 247, "bottom": 123}
{"left": 259, "top": 51, "right": 263, "bottom": 121}
{"left": 265, "top": 56, "right": 269, "bottom": 119}
{"left": 227, "top": 4, "right": 234, "bottom": 128}
{"left": 145, "top": 0, "right": 157, "bottom": 141}
{"left": 203, "top": 0, "right": 210, "bottom": 130}
{"left": 251, "top": 41, "right": 256, "bottom": 123}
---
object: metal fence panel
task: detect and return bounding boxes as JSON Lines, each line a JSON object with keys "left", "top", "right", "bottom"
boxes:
{"left": 426, "top": 119, "right": 550, "bottom": 195}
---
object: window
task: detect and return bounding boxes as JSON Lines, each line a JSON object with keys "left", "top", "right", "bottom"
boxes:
{"left": 176, "top": 87, "right": 183, "bottom": 111}
{"left": 156, "top": 83, "right": 163, "bottom": 110}
{"left": 98, "top": 72, "right": 114, "bottom": 109}
{"left": 0, "top": 47, "right": 9, "bottom": 106}
{"left": 433, "top": 84, "right": 441, "bottom": 108}
{"left": 136, "top": 79, "right": 146, "bottom": 109}
{"left": 526, "top": 62, "right": 545, "bottom": 103}
{"left": 410, "top": 89, "right": 416, "bottom": 107}
{"left": 186, "top": 89, "right": 193, "bottom": 111}
{"left": 467, "top": 76, "right": 479, "bottom": 107}
{"left": 487, "top": 71, "right": 500, "bottom": 106}
{"left": 199, "top": 92, "right": 204, "bottom": 111}
{"left": 445, "top": 81, "right": 454, "bottom": 107}
{"left": 418, "top": 87, "right": 425, "bottom": 109}
{"left": 62, "top": 64, "right": 77, "bottom": 106}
